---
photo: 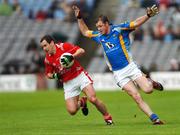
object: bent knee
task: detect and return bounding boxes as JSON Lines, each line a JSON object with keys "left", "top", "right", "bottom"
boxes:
{"left": 88, "top": 96, "right": 97, "bottom": 104}
{"left": 142, "top": 84, "right": 153, "bottom": 94}
{"left": 67, "top": 108, "right": 78, "bottom": 115}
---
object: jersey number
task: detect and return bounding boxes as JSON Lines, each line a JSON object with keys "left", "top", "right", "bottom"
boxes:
{"left": 105, "top": 42, "right": 115, "bottom": 49}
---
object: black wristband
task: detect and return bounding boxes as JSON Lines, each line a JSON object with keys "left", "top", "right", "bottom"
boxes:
{"left": 77, "top": 11, "right": 82, "bottom": 19}
{"left": 77, "top": 16, "right": 82, "bottom": 19}
{"left": 147, "top": 13, "right": 151, "bottom": 18}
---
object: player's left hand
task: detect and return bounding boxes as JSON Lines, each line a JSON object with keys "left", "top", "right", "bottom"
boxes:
{"left": 63, "top": 53, "right": 74, "bottom": 63}
{"left": 146, "top": 5, "right": 159, "bottom": 17}
{"left": 60, "top": 53, "right": 74, "bottom": 68}
{"left": 52, "top": 73, "right": 61, "bottom": 80}
{"left": 72, "top": 5, "right": 82, "bottom": 19}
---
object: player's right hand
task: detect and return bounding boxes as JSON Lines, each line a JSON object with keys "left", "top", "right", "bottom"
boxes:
{"left": 72, "top": 5, "right": 82, "bottom": 19}
{"left": 146, "top": 5, "right": 159, "bottom": 17}
{"left": 52, "top": 73, "right": 61, "bottom": 80}
{"left": 63, "top": 54, "right": 74, "bottom": 62}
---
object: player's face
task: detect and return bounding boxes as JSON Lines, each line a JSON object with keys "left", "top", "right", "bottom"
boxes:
{"left": 96, "top": 21, "right": 109, "bottom": 35}
{"left": 40, "top": 40, "right": 55, "bottom": 54}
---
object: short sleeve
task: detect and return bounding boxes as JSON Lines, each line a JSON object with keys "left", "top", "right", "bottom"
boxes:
{"left": 118, "top": 21, "right": 135, "bottom": 30}
{"left": 63, "top": 42, "right": 80, "bottom": 54}
{"left": 86, "top": 30, "right": 100, "bottom": 44}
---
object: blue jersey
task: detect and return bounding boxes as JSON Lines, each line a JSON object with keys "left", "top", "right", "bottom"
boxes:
{"left": 87, "top": 21, "right": 135, "bottom": 71}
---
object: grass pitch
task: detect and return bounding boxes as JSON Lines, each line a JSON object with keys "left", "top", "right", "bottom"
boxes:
{"left": 0, "top": 90, "right": 180, "bottom": 135}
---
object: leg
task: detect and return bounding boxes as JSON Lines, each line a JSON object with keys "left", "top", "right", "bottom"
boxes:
{"left": 134, "top": 75, "right": 153, "bottom": 94}
{"left": 123, "top": 80, "right": 153, "bottom": 116}
{"left": 123, "top": 81, "right": 164, "bottom": 124}
{"left": 147, "top": 77, "right": 164, "bottom": 91}
{"left": 142, "top": 72, "right": 164, "bottom": 91}
{"left": 82, "top": 84, "right": 108, "bottom": 115}
{"left": 79, "top": 96, "right": 89, "bottom": 116}
{"left": 82, "top": 84, "right": 113, "bottom": 124}
{"left": 65, "top": 95, "right": 80, "bottom": 115}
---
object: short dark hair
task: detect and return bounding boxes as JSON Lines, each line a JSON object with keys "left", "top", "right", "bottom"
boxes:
{"left": 40, "top": 35, "right": 56, "bottom": 44}
{"left": 96, "top": 15, "right": 110, "bottom": 24}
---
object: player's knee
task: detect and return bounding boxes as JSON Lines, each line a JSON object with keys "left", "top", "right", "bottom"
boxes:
{"left": 88, "top": 96, "right": 97, "bottom": 104}
{"left": 144, "top": 87, "right": 153, "bottom": 94}
{"left": 67, "top": 108, "right": 78, "bottom": 115}
{"left": 143, "top": 84, "right": 153, "bottom": 94}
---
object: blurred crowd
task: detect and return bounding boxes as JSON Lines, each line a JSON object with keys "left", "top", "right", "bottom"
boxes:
{"left": 121, "top": 0, "right": 180, "bottom": 43}
{"left": 0, "top": 0, "right": 96, "bottom": 22}
{"left": 0, "top": 0, "right": 179, "bottom": 74}
{"left": 1, "top": 32, "right": 69, "bottom": 74}
{"left": 0, "top": 0, "right": 96, "bottom": 74}
{"left": 121, "top": 0, "right": 179, "bottom": 8}
{"left": 141, "top": 57, "right": 180, "bottom": 77}
{"left": 1, "top": 38, "right": 44, "bottom": 74}
{"left": 120, "top": 0, "right": 180, "bottom": 73}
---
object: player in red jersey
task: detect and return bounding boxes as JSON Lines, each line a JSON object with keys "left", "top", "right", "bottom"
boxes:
{"left": 40, "top": 35, "right": 113, "bottom": 125}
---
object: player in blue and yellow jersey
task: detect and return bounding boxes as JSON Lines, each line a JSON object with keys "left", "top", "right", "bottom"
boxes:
{"left": 73, "top": 5, "right": 164, "bottom": 125}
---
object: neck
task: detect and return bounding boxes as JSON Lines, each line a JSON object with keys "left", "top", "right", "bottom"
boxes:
{"left": 107, "top": 25, "right": 111, "bottom": 34}
{"left": 51, "top": 45, "right": 56, "bottom": 55}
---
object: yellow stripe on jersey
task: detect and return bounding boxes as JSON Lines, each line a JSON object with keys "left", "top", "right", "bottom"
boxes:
{"left": 130, "top": 21, "right": 135, "bottom": 28}
{"left": 120, "top": 21, "right": 135, "bottom": 30}
{"left": 119, "top": 35, "right": 130, "bottom": 63}
{"left": 120, "top": 27, "right": 134, "bottom": 30}
{"left": 86, "top": 30, "right": 99, "bottom": 38}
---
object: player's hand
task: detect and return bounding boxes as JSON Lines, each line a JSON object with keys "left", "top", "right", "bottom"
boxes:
{"left": 52, "top": 73, "right": 61, "bottom": 80}
{"left": 146, "top": 5, "right": 159, "bottom": 17}
{"left": 60, "top": 58, "right": 69, "bottom": 67}
{"left": 60, "top": 54, "right": 74, "bottom": 67}
{"left": 72, "top": 5, "right": 82, "bottom": 19}
{"left": 64, "top": 53, "right": 74, "bottom": 62}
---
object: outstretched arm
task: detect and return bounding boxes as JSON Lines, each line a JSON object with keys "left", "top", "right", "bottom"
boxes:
{"left": 72, "top": 5, "right": 90, "bottom": 37}
{"left": 134, "top": 5, "right": 159, "bottom": 28}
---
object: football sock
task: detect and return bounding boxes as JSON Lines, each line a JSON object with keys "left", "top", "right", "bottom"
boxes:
{"left": 150, "top": 113, "right": 159, "bottom": 121}
{"left": 103, "top": 113, "right": 112, "bottom": 120}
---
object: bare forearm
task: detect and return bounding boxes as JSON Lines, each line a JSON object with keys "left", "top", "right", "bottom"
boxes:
{"left": 73, "top": 5, "right": 90, "bottom": 36}
{"left": 72, "top": 48, "right": 85, "bottom": 58}
{"left": 77, "top": 19, "right": 89, "bottom": 36}
{"left": 46, "top": 72, "right": 61, "bottom": 80}
{"left": 47, "top": 73, "right": 54, "bottom": 79}
{"left": 134, "top": 15, "right": 149, "bottom": 28}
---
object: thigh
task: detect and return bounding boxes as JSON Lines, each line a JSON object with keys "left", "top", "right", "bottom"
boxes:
{"left": 82, "top": 84, "right": 96, "bottom": 98}
{"left": 123, "top": 80, "right": 139, "bottom": 96}
{"left": 134, "top": 75, "right": 151, "bottom": 90}
{"left": 65, "top": 96, "right": 79, "bottom": 110}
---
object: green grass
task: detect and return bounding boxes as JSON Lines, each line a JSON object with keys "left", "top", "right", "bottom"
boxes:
{"left": 0, "top": 90, "right": 180, "bottom": 135}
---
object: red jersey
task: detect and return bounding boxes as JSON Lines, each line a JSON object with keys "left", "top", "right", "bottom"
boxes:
{"left": 44, "top": 42, "right": 84, "bottom": 82}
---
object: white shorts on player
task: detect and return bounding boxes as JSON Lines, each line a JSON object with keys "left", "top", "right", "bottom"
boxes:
{"left": 113, "top": 62, "right": 142, "bottom": 88}
{"left": 63, "top": 72, "right": 93, "bottom": 99}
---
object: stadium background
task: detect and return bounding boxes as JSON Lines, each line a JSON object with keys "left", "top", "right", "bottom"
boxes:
{"left": 0, "top": 0, "right": 179, "bottom": 91}
{"left": 0, "top": 0, "right": 180, "bottom": 134}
